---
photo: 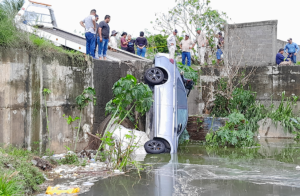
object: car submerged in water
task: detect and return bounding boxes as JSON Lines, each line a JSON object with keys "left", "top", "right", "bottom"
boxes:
{"left": 144, "top": 54, "right": 194, "bottom": 154}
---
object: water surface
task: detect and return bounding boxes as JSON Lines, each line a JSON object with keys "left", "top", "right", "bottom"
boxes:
{"left": 81, "top": 139, "right": 300, "bottom": 196}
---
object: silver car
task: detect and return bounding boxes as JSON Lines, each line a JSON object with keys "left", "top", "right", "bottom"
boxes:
{"left": 144, "top": 54, "right": 193, "bottom": 154}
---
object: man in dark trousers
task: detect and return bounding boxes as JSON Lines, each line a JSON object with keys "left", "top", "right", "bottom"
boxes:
{"left": 80, "top": 9, "right": 97, "bottom": 58}
{"left": 98, "top": 15, "right": 111, "bottom": 60}
{"left": 94, "top": 15, "right": 99, "bottom": 56}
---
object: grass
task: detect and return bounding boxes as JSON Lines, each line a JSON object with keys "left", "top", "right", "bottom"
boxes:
{"left": 0, "top": 146, "right": 45, "bottom": 195}
{"left": 0, "top": 171, "right": 24, "bottom": 196}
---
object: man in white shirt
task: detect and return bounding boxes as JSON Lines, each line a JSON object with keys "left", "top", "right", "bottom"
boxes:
{"left": 192, "top": 28, "right": 207, "bottom": 65}
{"left": 180, "top": 34, "right": 193, "bottom": 66}
{"left": 80, "top": 9, "right": 97, "bottom": 58}
{"left": 167, "top": 29, "right": 178, "bottom": 60}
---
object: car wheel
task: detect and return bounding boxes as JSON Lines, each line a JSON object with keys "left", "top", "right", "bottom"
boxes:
{"left": 144, "top": 140, "right": 166, "bottom": 154}
{"left": 144, "top": 68, "right": 164, "bottom": 85}
{"left": 155, "top": 138, "right": 171, "bottom": 153}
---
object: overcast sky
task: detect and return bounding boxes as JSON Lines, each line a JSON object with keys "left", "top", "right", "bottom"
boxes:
{"left": 11, "top": 0, "right": 300, "bottom": 43}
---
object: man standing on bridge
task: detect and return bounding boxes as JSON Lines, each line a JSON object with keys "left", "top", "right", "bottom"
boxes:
{"left": 284, "top": 38, "right": 299, "bottom": 64}
{"left": 94, "top": 15, "right": 99, "bottom": 56}
{"left": 98, "top": 15, "right": 111, "bottom": 60}
{"left": 167, "top": 29, "right": 178, "bottom": 60}
{"left": 80, "top": 9, "right": 97, "bottom": 59}
{"left": 192, "top": 28, "right": 207, "bottom": 66}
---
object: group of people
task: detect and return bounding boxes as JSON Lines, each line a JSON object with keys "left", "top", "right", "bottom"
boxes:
{"left": 167, "top": 28, "right": 224, "bottom": 66}
{"left": 80, "top": 9, "right": 148, "bottom": 60}
{"left": 276, "top": 38, "right": 299, "bottom": 66}
{"left": 120, "top": 32, "right": 148, "bottom": 57}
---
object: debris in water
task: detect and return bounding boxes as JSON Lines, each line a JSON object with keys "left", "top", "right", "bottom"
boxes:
{"left": 45, "top": 186, "right": 80, "bottom": 195}
{"left": 82, "top": 182, "right": 94, "bottom": 186}
{"left": 296, "top": 166, "right": 300, "bottom": 170}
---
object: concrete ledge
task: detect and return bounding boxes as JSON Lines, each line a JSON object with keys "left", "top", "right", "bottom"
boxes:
{"left": 257, "top": 118, "right": 294, "bottom": 138}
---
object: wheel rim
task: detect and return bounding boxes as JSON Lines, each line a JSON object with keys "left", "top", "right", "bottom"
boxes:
{"left": 147, "top": 141, "right": 163, "bottom": 151}
{"left": 146, "top": 68, "right": 163, "bottom": 82}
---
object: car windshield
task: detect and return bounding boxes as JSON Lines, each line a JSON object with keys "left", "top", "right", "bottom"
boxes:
{"left": 24, "top": 5, "right": 52, "bottom": 25}
{"left": 177, "top": 78, "right": 188, "bottom": 133}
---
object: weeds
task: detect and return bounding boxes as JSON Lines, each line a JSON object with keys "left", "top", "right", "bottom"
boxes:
{"left": 177, "top": 62, "right": 199, "bottom": 85}
{"left": 267, "top": 91, "right": 300, "bottom": 133}
{"left": 206, "top": 112, "right": 257, "bottom": 147}
{"left": 0, "top": 171, "right": 24, "bottom": 196}
{"left": 57, "top": 147, "right": 79, "bottom": 165}
{"left": 95, "top": 75, "right": 153, "bottom": 172}
{"left": 0, "top": 146, "right": 45, "bottom": 195}
{"left": 74, "top": 87, "right": 97, "bottom": 152}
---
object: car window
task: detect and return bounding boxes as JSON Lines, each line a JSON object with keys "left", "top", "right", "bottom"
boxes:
{"left": 177, "top": 78, "right": 188, "bottom": 133}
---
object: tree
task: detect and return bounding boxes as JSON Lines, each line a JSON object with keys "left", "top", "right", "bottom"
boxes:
{"left": 152, "top": 0, "right": 228, "bottom": 64}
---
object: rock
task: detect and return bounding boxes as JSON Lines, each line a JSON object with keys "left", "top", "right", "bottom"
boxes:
{"left": 33, "top": 157, "right": 53, "bottom": 171}
{"left": 107, "top": 124, "right": 149, "bottom": 155}
{"left": 257, "top": 118, "right": 295, "bottom": 138}
{"left": 31, "top": 160, "right": 37, "bottom": 165}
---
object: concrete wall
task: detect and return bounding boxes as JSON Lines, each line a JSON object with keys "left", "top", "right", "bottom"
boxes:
{"left": 0, "top": 48, "right": 93, "bottom": 153}
{"left": 200, "top": 65, "right": 300, "bottom": 113}
{"left": 0, "top": 48, "right": 152, "bottom": 153}
{"left": 225, "top": 20, "right": 277, "bottom": 66}
{"left": 92, "top": 60, "right": 152, "bottom": 133}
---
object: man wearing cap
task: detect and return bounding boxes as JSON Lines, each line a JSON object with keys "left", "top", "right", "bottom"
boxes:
{"left": 284, "top": 38, "right": 299, "bottom": 64}
{"left": 109, "top": 30, "right": 118, "bottom": 52}
{"left": 167, "top": 29, "right": 178, "bottom": 60}
{"left": 192, "top": 28, "right": 207, "bottom": 65}
{"left": 180, "top": 34, "right": 193, "bottom": 66}
{"left": 276, "top": 48, "right": 291, "bottom": 66}
{"left": 80, "top": 9, "right": 97, "bottom": 58}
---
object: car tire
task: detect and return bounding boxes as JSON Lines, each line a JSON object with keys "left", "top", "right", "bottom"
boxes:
{"left": 155, "top": 138, "right": 171, "bottom": 153}
{"left": 144, "top": 67, "right": 164, "bottom": 85}
{"left": 144, "top": 140, "right": 166, "bottom": 154}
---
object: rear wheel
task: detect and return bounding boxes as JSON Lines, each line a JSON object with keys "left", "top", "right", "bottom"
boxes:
{"left": 144, "top": 140, "right": 166, "bottom": 154}
{"left": 144, "top": 68, "right": 164, "bottom": 85}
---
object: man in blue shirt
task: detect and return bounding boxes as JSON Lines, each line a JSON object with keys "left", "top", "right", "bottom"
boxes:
{"left": 276, "top": 48, "right": 291, "bottom": 66}
{"left": 284, "top": 38, "right": 299, "bottom": 64}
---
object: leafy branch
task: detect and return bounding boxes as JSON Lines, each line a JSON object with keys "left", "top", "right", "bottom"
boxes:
{"left": 74, "top": 87, "right": 97, "bottom": 152}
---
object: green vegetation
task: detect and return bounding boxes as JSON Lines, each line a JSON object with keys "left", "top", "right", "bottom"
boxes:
{"left": 177, "top": 62, "right": 200, "bottom": 85}
{"left": 206, "top": 112, "right": 256, "bottom": 147}
{"left": 105, "top": 74, "right": 153, "bottom": 124}
{"left": 57, "top": 146, "right": 79, "bottom": 165}
{"left": 207, "top": 82, "right": 300, "bottom": 147}
{"left": 0, "top": 146, "right": 45, "bottom": 195}
{"left": 95, "top": 75, "right": 153, "bottom": 172}
{"left": 74, "top": 87, "right": 97, "bottom": 152}
{"left": 0, "top": 171, "right": 23, "bottom": 196}
{"left": 152, "top": 0, "right": 228, "bottom": 64}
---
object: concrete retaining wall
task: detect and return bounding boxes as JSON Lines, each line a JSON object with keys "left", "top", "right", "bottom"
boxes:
{"left": 225, "top": 20, "right": 277, "bottom": 66}
{"left": 0, "top": 48, "right": 152, "bottom": 153}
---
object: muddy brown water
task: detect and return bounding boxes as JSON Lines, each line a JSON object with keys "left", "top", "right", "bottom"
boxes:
{"left": 80, "top": 139, "right": 300, "bottom": 196}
